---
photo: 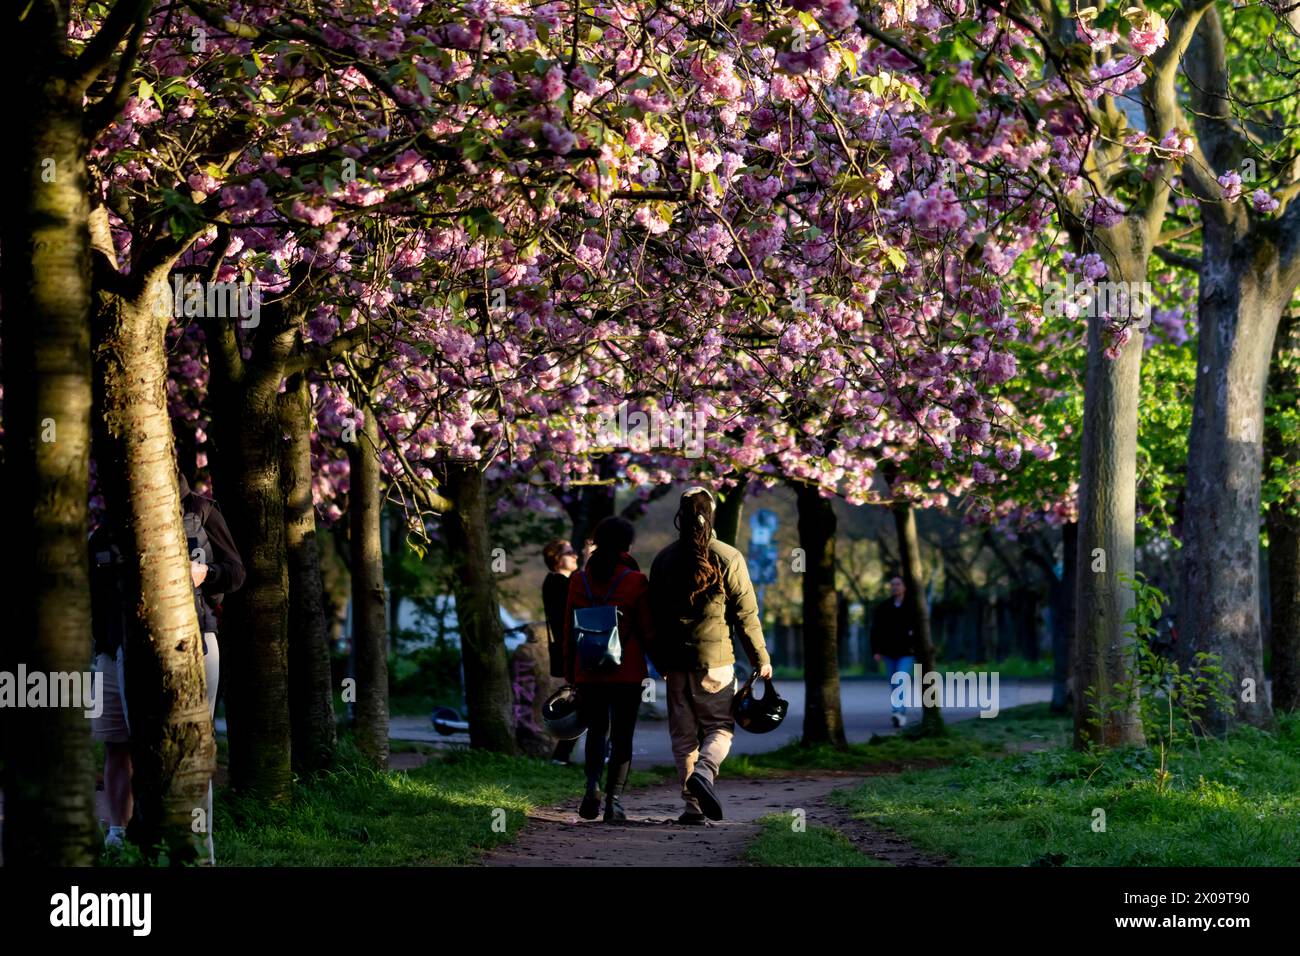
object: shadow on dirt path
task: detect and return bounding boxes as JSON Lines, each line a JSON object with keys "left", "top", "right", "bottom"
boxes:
{"left": 482, "top": 773, "right": 946, "bottom": 867}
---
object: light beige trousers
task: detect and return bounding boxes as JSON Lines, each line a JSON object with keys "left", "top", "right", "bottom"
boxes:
{"left": 666, "top": 666, "right": 736, "bottom": 812}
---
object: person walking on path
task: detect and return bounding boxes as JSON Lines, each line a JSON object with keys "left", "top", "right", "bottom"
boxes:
{"left": 871, "top": 575, "right": 918, "bottom": 727}
{"left": 649, "top": 487, "right": 771, "bottom": 825}
{"left": 541, "top": 538, "right": 580, "bottom": 764}
{"left": 91, "top": 466, "right": 245, "bottom": 863}
{"left": 562, "top": 517, "right": 654, "bottom": 823}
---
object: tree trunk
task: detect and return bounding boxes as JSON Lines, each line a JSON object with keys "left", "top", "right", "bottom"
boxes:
{"left": 347, "top": 412, "right": 389, "bottom": 769}
{"left": 387, "top": 504, "right": 404, "bottom": 650}
{"left": 1178, "top": 234, "right": 1284, "bottom": 731}
{"left": 0, "top": 34, "right": 97, "bottom": 865}
{"left": 206, "top": 339, "right": 293, "bottom": 800}
{"left": 1266, "top": 312, "right": 1300, "bottom": 713}
{"left": 442, "top": 462, "right": 517, "bottom": 752}
{"left": 893, "top": 502, "right": 943, "bottom": 736}
{"left": 94, "top": 280, "right": 213, "bottom": 861}
{"left": 566, "top": 456, "right": 617, "bottom": 550}
{"left": 1073, "top": 248, "right": 1146, "bottom": 749}
{"left": 794, "top": 483, "right": 846, "bottom": 748}
{"left": 980, "top": 597, "right": 997, "bottom": 664}
{"left": 280, "top": 372, "right": 337, "bottom": 773}
{"left": 714, "top": 477, "right": 748, "bottom": 546}
{"left": 1051, "top": 522, "right": 1078, "bottom": 714}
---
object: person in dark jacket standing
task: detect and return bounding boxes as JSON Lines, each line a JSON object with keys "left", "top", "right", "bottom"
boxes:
{"left": 871, "top": 576, "right": 918, "bottom": 727}
{"left": 92, "top": 466, "right": 245, "bottom": 861}
{"left": 178, "top": 469, "right": 244, "bottom": 863}
{"left": 541, "top": 539, "right": 580, "bottom": 765}
{"left": 562, "top": 517, "right": 654, "bottom": 822}
{"left": 649, "top": 487, "right": 771, "bottom": 825}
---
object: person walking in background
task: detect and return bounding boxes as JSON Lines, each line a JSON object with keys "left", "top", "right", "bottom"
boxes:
{"left": 177, "top": 468, "right": 245, "bottom": 862}
{"left": 541, "top": 538, "right": 580, "bottom": 765}
{"left": 563, "top": 517, "right": 654, "bottom": 822}
{"left": 871, "top": 575, "right": 918, "bottom": 728}
{"left": 91, "top": 465, "right": 244, "bottom": 862}
{"left": 649, "top": 487, "right": 771, "bottom": 825}
{"left": 88, "top": 521, "right": 133, "bottom": 850}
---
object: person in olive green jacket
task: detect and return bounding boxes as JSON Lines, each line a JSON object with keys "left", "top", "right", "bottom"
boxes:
{"left": 649, "top": 487, "right": 772, "bottom": 824}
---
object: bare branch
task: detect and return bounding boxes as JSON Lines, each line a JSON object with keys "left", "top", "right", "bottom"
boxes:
{"left": 68, "top": 0, "right": 152, "bottom": 94}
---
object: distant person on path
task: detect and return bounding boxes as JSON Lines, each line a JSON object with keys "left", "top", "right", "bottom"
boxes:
{"left": 649, "top": 487, "right": 771, "bottom": 825}
{"left": 541, "top": 538, "right": 580, "bottom": 765}
{"left": 871, "top": 575, "right": 918, "bottom": 728}
{"left": 562, "top": 517, "right": 654, "bottom": 822}
{"left": 91, "top": 466, "right": 245, "bottom": 862}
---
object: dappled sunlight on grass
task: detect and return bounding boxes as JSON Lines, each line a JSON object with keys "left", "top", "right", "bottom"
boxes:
{"left": 838, "top": 713, "right": 1300, "bottom": 866}
{"left": 745, "top": 814, "right": 893, "bottom": 867}
{"left": 217, "top": 749, "right": 590, "bottom": 866}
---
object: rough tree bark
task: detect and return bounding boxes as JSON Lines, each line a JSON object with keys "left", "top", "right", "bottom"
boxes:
{"left": 347, "top": 411, "right": 389, "bottom": 769}
{"left": 1047, "top": 0, "right": 1206, "bottom": 749}
{"left": 565, "top": 455, "right": 617, "bottom": 550}
{"left": 713, "top": 477, "right": 748, "bottom": 547}
{"left": 1175, "top": 9, "right": 1300, "bottom": 731}
{"left": 387, "top": 504, "right": 404, "bottom": 650}
{"left": 1178, "top": 230, "right": 1287, "bottom": 730}
{"left": 794, "top": 482, "right": 846, "bottom": 748}
{"left": 442, "top": 461, "right": 517, "bottom": 753}
{"left": 893, "top": 502, "right": 943, "bottom": 736}
{"left": 1266, "top": 312, "right": 1300, "bottom": 713}
{"left": 0, "top": 3, "right": 104, "bottom": 865}
{"left": 93, "top": 275, "right": 213, "bottom": 861}
{"left": 280, "top": 371, "right": 338, "bottom": 773}
{"left": 1052, "top": 522, "right": 1078, "bottom": 714}
{"left": 204, "top": 304, "right": 296, "bottom": 800}
{"left": 1073, "top": 233, "right": 1148, "bottom": 749}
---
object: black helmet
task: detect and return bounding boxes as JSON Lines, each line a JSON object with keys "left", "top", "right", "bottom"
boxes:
{"left": 543, "top": 685, "right": 587, "bottom": 740}
{"left": 732, "top": 671, "right": 788, "bottom": 734}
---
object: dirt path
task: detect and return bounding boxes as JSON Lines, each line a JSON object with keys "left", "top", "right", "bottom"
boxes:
{"left": 482, "top": 774, "right": 946, "bottom": 867}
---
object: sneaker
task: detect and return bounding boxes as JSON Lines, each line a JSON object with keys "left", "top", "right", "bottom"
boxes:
{"left": 677, "top": 810, "right": 709, "bottom": 826}
{"left": 686, "top": 772, "right": 723, "bottom": 821}
{"left": 578, "top": 789, "right": 602, "bottom": 820}
{"left": 890, "top": 714, "right": 901, "bottom": 728}
{"left": 551, "top": 759, "right": 569, "bottom": 766}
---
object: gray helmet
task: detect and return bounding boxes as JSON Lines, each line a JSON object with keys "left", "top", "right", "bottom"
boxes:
{"left": 543, "top": 685, "right": 587, "bottom": 740}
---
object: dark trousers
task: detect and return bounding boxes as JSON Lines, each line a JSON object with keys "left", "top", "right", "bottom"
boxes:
{"left": 580, "top": 682, "right": 641, "bottom": 794}
{"left": 552, "top": 736, "right": 577, "bottom": 762}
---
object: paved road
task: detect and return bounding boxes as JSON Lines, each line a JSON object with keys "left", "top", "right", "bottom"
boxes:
{"left": 389, "top": 678, "right": 1054, "bottom": 768}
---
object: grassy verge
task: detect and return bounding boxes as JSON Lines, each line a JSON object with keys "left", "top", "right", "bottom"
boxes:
{"left": 217, "top": 745, "right": 666, "bottom": 866}
{"left": 744, "top": 814, "right": 891, "bottom": 867}
{"left": 837, "top": 711, "right": 1300, "bottom": 866}
{"left": 772, "top": 655, "right": 1053, "bottom": 682}
{"left": 726, "top": 703, "right": 1068, "bottom": 777}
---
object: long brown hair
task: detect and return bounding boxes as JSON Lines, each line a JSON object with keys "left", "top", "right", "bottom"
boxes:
{"left": 677, "top": 491, "right": 721, "bottom": 605}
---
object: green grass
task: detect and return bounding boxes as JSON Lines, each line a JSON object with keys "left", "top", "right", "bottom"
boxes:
{"left": 388, "top": 739, "right": 440, "bottom": 755}
{"left": 728, "top": 734, "right": 1003, "bottom": 776}
{"left": 217, "top": 746, "right": 665, "bottom": 866}
{"left": 837, "top": 712, "right": 1300, "bottom": 866}
{"left": 745, "top": 814, "right": 892, "bottom": 867}
{"left": 773, "top": 655, "right": 1053, "bottom": 682}
{"left": 935, "top": 656, "right": 1055, "bottom": 679}
{"left": 940, "top": 701, "right": 1072, "bottom": 749}
{"left": 726, "top": 703, "right": 1070, "bottom": 777}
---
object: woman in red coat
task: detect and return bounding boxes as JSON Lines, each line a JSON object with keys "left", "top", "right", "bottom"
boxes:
{"left": 563, "top": 516, "right": 654, "bottom": 822}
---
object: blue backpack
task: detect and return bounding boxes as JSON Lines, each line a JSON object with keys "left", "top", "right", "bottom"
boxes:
{"left": 572, "top": 568, "right": 632, "bottom": 674}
